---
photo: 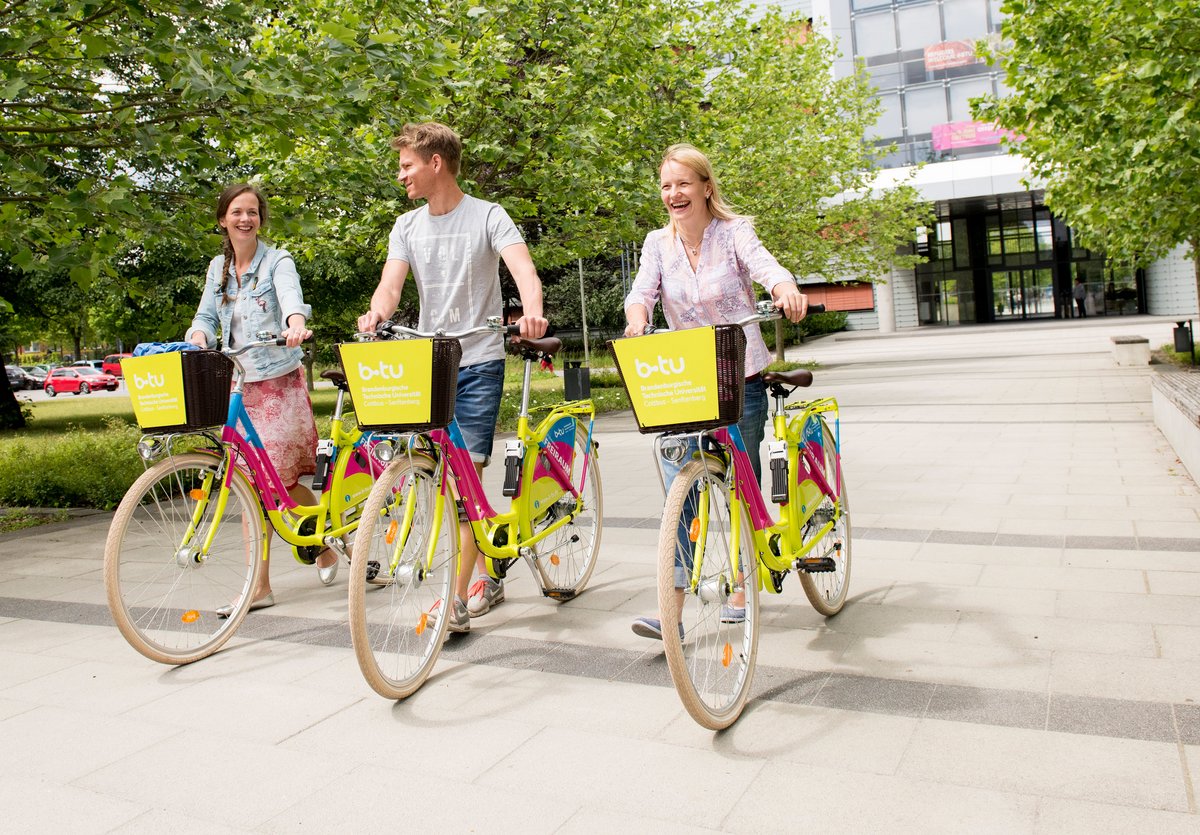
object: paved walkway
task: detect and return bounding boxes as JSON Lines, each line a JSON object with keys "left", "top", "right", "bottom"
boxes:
{"left": 1, "top": 315, "right": 1198, "bottom": 832}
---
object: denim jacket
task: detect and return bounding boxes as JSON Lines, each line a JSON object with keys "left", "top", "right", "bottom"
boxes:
{"left": 186, "top": 241, "right": 312, "bottom": 383}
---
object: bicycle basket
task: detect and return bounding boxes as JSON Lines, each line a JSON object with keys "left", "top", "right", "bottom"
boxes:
{"left": 336, "top": 337, "right": 462, "bottom": 433}
{"left": 608, "top": 324, "right": 746, "bottom": 434}
{"left": 123, "top": 351, "right": 234, "bottom": 432}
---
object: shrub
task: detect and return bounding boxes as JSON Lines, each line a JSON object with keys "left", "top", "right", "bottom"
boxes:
{"left": 0, "top": 417, "right": 147, "bottom": 510}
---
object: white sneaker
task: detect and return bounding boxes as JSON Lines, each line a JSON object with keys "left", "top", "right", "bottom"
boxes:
{"left": 466, "top": 575, "right": 504, "bottom": 617}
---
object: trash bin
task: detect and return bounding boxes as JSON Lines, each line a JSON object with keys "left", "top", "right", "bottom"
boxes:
{"left": 1174, "top": 322, "right": 1193, "bottom": 354}
{"left": 564, "top": 361, "right": 591, "bottom": 401}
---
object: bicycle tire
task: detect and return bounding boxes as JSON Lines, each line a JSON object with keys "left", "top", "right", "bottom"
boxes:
{"left": 658, "top": 456, "right": 759, "bottom": 730}
{"left": 348, "top": 455, "right": 456, "bottom": 699}
{"left": 104, "top": 452, "right": 265, "bottom": 665}
{"left": 798, "top": 420, "right": 852, "bottom": 616}
{"left": 529, "top": 424, "right": 602, "bottom": 600}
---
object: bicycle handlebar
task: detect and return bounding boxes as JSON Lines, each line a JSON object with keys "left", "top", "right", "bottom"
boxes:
{"left": 357, "top": 317, "right": 555, "bottom": 342}
{"left": 224, "top": 333, "right": 313, "bottom": 358}
{"left": 640, "top": 301, "right": 826, "bottom": 334}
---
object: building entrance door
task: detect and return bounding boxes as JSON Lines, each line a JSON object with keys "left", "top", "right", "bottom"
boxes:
{"left": 991, "top": 268, "right": 1054, "bottom": 320}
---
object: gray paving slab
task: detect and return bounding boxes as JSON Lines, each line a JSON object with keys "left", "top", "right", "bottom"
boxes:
{"left": 3, "top": 315, "right": 1200, "bottom": 829}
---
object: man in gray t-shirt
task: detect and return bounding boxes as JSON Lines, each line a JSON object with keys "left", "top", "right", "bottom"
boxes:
{"left": 386, "top": 193, "right": 526, "bottom": 366}
{"left": 358, "top": 121, "right": 548, "bottom": 632}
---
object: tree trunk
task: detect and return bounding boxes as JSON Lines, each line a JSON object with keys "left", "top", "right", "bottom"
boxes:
{"left": 0, "top": 363, "right": 25, "bottom": 429}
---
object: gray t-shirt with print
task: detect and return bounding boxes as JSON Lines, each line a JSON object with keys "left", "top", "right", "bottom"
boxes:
{"left": 387, "top": 194, "right": 525, "bottom": 367}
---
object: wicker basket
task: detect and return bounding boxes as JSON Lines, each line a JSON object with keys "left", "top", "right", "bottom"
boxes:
{"left": 126, "top": 350, "right": 234, "bottom": 433}
{"left": 609, "top": 324, "right": 746, "bottom": 434}
{"left": 336, "top": 337, "right": 461, "bottom": 433}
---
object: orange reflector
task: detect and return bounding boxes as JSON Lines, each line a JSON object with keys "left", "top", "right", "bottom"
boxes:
{"left": 549, "top": 554, "right": 561, "bottom": 566}
{"left": 722, "top": 643, "right": 733, "bottom": 667}
{"left": 385, "top": 519, "right": 398, "bottom": 544}
{"left": 415, "top": 613, "right": 427, "bottom": 636}
{"left": 189, "top": 489, "right": 206, "bottom": 501}
{"left": 181, "top": 610, "right": 200, "bottom": 624}
{"left": 688, "top": 518, "right": 700, "bottom": 542}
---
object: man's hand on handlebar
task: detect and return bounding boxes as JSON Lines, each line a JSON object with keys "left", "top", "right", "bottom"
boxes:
{"left": 772, "top": 283, "right": 809, "bottom": 323}
{"left": 515, "top": 314, "right": 548, "bottom": 339}
{"left": 357, "top": 309, "right": 385, "bottom": 334}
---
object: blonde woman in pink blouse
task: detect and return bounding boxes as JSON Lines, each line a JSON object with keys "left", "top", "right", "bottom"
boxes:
{"left": 625, "top": 143, "right": 808, "bottom": 639}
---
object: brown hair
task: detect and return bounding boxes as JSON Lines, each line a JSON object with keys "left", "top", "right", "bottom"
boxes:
{"left": 216, "top": 183, "right": 268, "bottom": 304}
{"left": 390, "top": 122, "right": 462, "bottom": 176}
{"left": 660, "top": 143, "right": 747, "bottom": 237}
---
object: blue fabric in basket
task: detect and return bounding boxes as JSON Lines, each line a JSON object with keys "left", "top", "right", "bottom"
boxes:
{"left": 132, "top": 342, "right": 200, "bottom": 357}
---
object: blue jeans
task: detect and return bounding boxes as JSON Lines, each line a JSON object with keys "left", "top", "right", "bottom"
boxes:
{"left": 455, "top": 359, "right": 505, "bottom": 465}
{"left": 660, "top": 376, "right": 768, "bottom": 587}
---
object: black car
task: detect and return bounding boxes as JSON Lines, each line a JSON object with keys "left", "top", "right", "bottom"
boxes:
{"left": 5, "top": 365, "right": 35, "bottom": 390}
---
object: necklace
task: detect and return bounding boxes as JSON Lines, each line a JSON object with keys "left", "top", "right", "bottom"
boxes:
{"left": 678, "top": 233, "right": 702, "bottom": 258}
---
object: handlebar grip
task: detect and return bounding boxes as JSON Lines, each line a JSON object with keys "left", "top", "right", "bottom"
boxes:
{"left": 505, "top": 324, "right": 556, "bottom": 337}
{"left": 808, "top": 303, "right": 826, "bottom": 314}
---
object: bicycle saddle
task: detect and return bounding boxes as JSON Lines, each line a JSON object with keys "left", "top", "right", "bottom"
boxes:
{"left": 507, "top": 334, "right": 563, "bottom": 357}
{"left": 321, "top": 368, "right": 351, "bottom": 392}
{"left": 762, "top": 368, "right": 814, "bottom": 388}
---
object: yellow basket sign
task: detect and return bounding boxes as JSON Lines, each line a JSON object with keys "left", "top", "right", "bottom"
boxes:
{"left": 123, "top": 354, "right": 188, "bottom": 430}
{"left": 612, "top": 328, "right": 720, "bottom": 429}
{"left": 340, "top": 340, "right": 435, "bottom": 427}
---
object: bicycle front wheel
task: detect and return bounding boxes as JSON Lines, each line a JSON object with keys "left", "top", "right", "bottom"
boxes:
{"left": 658, "top": 457, "right": 760, "bottom": 730}
{"left": 348, "top": 455, "right": 456, "bottom": 699}
{"left": 530, "top": 424, "right": 602, "bottom": 599}
{"left": 104, "top": 452, "right": 265, "bottom": 665}
{"left": 799, "top": 421, "right": 852, "bottom": 616}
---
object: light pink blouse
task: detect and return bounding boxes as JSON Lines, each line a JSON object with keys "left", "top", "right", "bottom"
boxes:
{"left": 625, "top": 217, "right": 797, "bottom": 376}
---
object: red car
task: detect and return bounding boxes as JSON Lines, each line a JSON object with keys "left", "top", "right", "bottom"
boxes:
{"left": 102, "top": 353, "right": 132, "bottom": 376}
{"left": 44, "top": 366, "right": 120, "bottom": 396}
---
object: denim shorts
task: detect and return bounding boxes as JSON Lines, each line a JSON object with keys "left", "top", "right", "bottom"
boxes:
{"left": 454, "top": 359, "right": 505, "bottom": 465}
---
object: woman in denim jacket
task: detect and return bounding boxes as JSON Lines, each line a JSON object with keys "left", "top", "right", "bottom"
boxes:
{"left": 186, "top": 183, "right": 337, "bottom": 614}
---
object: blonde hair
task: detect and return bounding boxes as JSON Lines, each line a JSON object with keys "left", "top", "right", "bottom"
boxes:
{"left": 390, "top": 122, "right": 462, "bottom": 176}
{"left": 659, "top": 143, "right": 746, "bottom": 237}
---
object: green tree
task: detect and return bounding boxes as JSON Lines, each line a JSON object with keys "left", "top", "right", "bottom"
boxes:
{"left": 975, "top": 0, "right": 1200, "bottom": 295}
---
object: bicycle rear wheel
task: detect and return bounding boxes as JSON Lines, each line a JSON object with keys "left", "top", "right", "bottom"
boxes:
{"left": 529, "top": 424, "right": 602, "bottom": 600}
{"left": 348, "top": 455, "right": 456, "bottom": 699}
{"left": 104, "top": 452, "right": 264, "bottom": 665}
{"left": 658, "top": 457, "right": 759, "bottom": 730}
{"left": 799, "top": 421, "right": 852, "bottom": 616}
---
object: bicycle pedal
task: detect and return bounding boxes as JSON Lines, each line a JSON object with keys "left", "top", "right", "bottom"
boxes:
{"left": 542, "top": 588, "right": 578, "bottom": 601}
{"left": 797, "top": 557, "right": 836, "bottom": 573}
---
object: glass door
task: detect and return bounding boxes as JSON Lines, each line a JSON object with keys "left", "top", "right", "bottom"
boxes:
{"left": 991, "top": 268, "right": 1054, "bottom": 320}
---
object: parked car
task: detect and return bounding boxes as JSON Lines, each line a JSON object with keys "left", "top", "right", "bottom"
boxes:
{"left": 102, "top": 353, "right": 133, "bottom": 376}
{"left": 70, "top": 359, "right": 105, "bottom": 371}
{"left": 5, "top": 365, "right": 35, "bottom": 390}
{"left": 44, "top": 366, "right": 120, "bottom": 396}
{"left": 20, "top": 365, "right": 48, "bottom": 387}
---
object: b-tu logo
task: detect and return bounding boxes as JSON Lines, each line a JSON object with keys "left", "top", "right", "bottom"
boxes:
{"left": 635, "top": 355, "right": 686, "bottom": 378}
{"left": 132, "top": 372, "right": 165, "bottom": 390}
{"left": 358, "top": 361, "right": 404, "bottom": 381}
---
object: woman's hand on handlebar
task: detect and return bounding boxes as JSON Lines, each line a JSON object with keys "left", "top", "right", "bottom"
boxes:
{"left": 772, "top": 283, "right": 809, "bottom": 323}
{"left": 282, "top": 315, "right": 312, "bottom": 348}
{"left": 188, "top": 332, "right": 208, "bottom": 350}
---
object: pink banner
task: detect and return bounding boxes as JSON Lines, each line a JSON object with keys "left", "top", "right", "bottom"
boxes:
{"left": 931, "top": 120, "right": 1016, "bottom": 151}
{"left": 924, "top": 40, "right": 978, "bottom": 71}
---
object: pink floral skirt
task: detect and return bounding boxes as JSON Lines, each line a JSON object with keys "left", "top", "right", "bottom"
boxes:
{"left": 241, "top": 367, "right": 317, "bottom": 488}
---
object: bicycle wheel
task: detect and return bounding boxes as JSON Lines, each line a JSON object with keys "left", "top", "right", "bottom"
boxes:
{"left": 104, "top": 452, "right": 265, "bottom": 665}
{"left": 658, "top": 456, "right": 759, "bottom": 730}
{"left": 529, "top": 424, "right": 602, "bottom": 599}
{"left": 799, "top": 420, "right": 852, "bottom": 616}
{"left": 348, "top": 455, "right": 456, "bottom": 699}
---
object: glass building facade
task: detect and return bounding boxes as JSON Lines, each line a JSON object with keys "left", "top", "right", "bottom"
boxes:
{"left": 810, "top": 0, "right": 1151, "bottom": 326}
